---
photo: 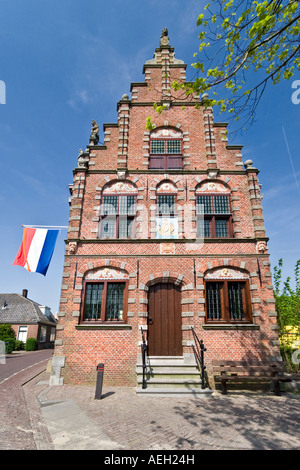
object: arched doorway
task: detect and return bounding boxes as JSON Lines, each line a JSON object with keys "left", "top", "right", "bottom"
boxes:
{"left": 147, "top": 283, "right": 182, "bottom": 356}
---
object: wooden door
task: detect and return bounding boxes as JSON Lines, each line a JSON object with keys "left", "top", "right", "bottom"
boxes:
{"left": 147, "top": 283, "right": 182, "bottom": 356}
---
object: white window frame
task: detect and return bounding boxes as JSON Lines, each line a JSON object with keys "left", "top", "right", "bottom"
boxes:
{"left": 17, "top": 326, "right": 28, "bottom": 343}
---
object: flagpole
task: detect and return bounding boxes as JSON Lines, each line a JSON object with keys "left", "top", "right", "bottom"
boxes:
{"left": 22, "top": 225, "right": 68, "bottom": 229}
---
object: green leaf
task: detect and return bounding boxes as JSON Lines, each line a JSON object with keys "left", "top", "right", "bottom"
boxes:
{"left": 197, "top": 13, "right": 205, "bottom": 26}
{"left": 145, "top": 117, "right": 155, "bottom": 131}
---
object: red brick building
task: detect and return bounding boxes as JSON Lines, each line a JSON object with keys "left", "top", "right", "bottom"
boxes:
{"left": 0, "top": 289, "right": 57, "bottom": 350}
{"left": 52, "top": 30, "right": 280, "bottom": 391}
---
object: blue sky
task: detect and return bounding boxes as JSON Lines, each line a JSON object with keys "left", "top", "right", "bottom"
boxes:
{"left": 0, "top": 0, "right": 299, "bottom": 313}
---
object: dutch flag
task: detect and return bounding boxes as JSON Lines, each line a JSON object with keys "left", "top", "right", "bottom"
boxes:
{"left": 13, "top": 227, "right": 59, "bottom": 276}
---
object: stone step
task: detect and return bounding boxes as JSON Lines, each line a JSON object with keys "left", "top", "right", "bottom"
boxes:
{"left": 137, "top": 373, "right": 201, "bottom": 381}
{"left": 137, "top": 377, "right": 204, "bottom": 388}
{"left": 135, "top": 354, "right": 212, "bottom": 397}
{"left": 136, "top": 364, "right": 200, "bottom": 374}
{"left": 137, "top": 371, "right": 200, "bottom": 380}
{"left": 135, "top": 387, "right": 213, "bottom": 398}
{"left": 137, "top": 356, "right": 195, "bottom": 366}
{"left": 147, "top": 356, "right": 186, "bottom": 364}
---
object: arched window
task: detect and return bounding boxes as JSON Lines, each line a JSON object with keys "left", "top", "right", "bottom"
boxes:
{"left": 81, "top": 267, "right": 129, "bottom": 323}
{"left": 155, "top": 181, "right": 178, "bottom": 239}
{"left": 204, "top": 268, "right": 252, "bottom": 324}
{"left": 196, "top": 182, "right": 232, "bottom": 238}
{"left": 98, "top": 181, "right": 137, "bottom": 239}
{"left": 149, "top": 127, "right": 183, "bottom": 169}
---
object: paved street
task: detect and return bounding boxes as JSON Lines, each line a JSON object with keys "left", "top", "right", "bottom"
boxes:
{"left": 0, "top": 349, "right": 53, "bottom": 383}
{"left": 41, "top": 382, "right": 300, "bottom": 451}
{"left": 0, "top": 356, "right": 300, "bottom": 451}
{"left": 0, "top": 356, "right": 53, "bottom": 450}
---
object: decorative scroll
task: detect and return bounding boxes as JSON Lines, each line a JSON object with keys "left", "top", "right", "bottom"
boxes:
{"left": 86, "top": 267, "right": 128, "bottom": 280}
{"left": 205, "top": 267, "right": 248, "bottom": 280}
{"left": 157, "top": 181, "right": 177, "bottom": 193}
{"left": 196, "top": 182, "right": 230, "bottom": 193}
{"left": 103, "top": 181, "right": 137, "bottom": 193}
{"left": 150, "top": 128, "right": 182, "bottom": 139}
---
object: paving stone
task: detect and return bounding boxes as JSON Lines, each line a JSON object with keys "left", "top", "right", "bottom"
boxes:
{"left": 1, "top": 363, "right": 300, "bottom": 451}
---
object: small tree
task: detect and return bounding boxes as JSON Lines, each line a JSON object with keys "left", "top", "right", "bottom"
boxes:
{"left": 172, "top": 0, "right": 300, "bottom": 130}
{"left": 0, "top": 324, "right": 16, "bottom": 354}
{"left": 273, "top": 258, "right": 300, "bottom": 371}
{"left": 0, "top": 324, "right": 16, "bottom": 341}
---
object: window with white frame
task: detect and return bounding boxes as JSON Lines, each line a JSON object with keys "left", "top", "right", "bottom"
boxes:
{"left": 17, "top": 326, "right": 28, "bottom": 343}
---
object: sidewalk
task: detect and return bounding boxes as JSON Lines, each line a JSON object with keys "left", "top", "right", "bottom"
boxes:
{"left": 22, "top": 368, "right": 300, "bottom": 451}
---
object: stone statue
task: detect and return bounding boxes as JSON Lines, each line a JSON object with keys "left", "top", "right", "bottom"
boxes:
{"left": 77, "top": 148, "right": 89, "bottom": 168}
{"left": 160, "top": 28, "right": 169, "bottom": 46}
{"left": 90, "top": 120, "right": 99, "bottom": 144}
{"left": 161, "top": 28, "right": 168, "bottom": 38}
{"left": 78, "top": 156, "right": 88, "bottom": 169}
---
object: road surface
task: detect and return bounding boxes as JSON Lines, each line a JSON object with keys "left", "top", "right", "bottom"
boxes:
{"left": 0, "top": 349, "right": 53, "bottom": 383}
{"left": 0, "top": 349, "right": 53, "bottom": 449}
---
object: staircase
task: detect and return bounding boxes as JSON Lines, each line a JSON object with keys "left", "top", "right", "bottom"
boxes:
{"left": 136, "top": 355, "right": 213, "bottom": 397}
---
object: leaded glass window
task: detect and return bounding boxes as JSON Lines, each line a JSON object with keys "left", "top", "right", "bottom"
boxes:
{"left": 197, "top": 196, "right": 212, "bottom": 214}
{"left": 99, "top": 194, "right": 136, "bottom": 238}
{"left": 228, "top": 282, "right": 245, "bottom": 320}
{"left": 206, "top": 282, "right": 222, "bottom": 320}
{"left": 118, "top": 195, "right": 135, "bottom": 215}
{"left": 119, "top": 217, "right": 134, "bottom": 238}
{"left": 196, "top": 194, "right": 232, "bottom": 238}
{"left": 197, "top": 218, "right": 211, "bottom": 238}
{"left": 84, "top": 283, "right": 103, "bottom": 320}
{"left": 167, "top": 140, "right": 181, "bottom": 154}
{"left": 205, "top": 280, "right": 251, "bottom": 323}
{"left": 100, "top": 218, "right": 116, "bottom": 238}
{"left": 105, "top": 283, "right": 125, "bottom": 321}
{"left": 214, "top": 196, "right": 230, "bottom": 214}
{"left": 158, "top": 195, "right": 175, "bottom": 215}
{"left": 151, "top": 139, "right": 181, "bottom": 155}
{"left": 82, "top": 281, "right": 127, "bottom": 323}
{"left": 102, "top": 196, "right": 118, "bottom": 215}
{"left": 151, "top": 140, "right": 165, "bottom": 154}
{"left": 215, "top": 219, "right": 228, "bottom": 237}
{"left": 149, "top": 131, "right": 182, "bottom": 169}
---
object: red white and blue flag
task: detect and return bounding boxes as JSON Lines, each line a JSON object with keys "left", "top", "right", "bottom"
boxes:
{"left": 13, "top": 227, "right": 59, "bottom": 276}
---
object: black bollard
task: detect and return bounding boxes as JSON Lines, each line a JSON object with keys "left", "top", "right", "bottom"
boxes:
{"left": 95, "top": 363, "right": 104, "bottom": 399}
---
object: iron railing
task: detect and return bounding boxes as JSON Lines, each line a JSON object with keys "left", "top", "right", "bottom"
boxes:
{"left": 190, "top": 326, "right": 207, "bottom": 389}
{"left": 140, "top": 327, "right": 148, "bottom": 389}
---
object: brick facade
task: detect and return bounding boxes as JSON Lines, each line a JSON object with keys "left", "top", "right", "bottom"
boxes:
{"left": 53, "top": 31, "right": 280, "bottom": 386}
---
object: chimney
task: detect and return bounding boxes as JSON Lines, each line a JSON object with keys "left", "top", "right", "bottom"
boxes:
{"left": 22, "top": 289, "right": 28, "bottom": 298}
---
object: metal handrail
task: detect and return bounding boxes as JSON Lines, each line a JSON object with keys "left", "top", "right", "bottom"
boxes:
{"left": 140, "top": 327, "right": 148, "bottom": 389}
{"left": 190, "top": 326, "right": 207, "bottom": 389}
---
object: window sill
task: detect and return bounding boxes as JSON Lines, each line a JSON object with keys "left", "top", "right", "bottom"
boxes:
{"left": 76, "top": 323, "right": 132, "bottom": 331}
{"left": 202, "top": 324, "right": 259, "bottom": 331}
